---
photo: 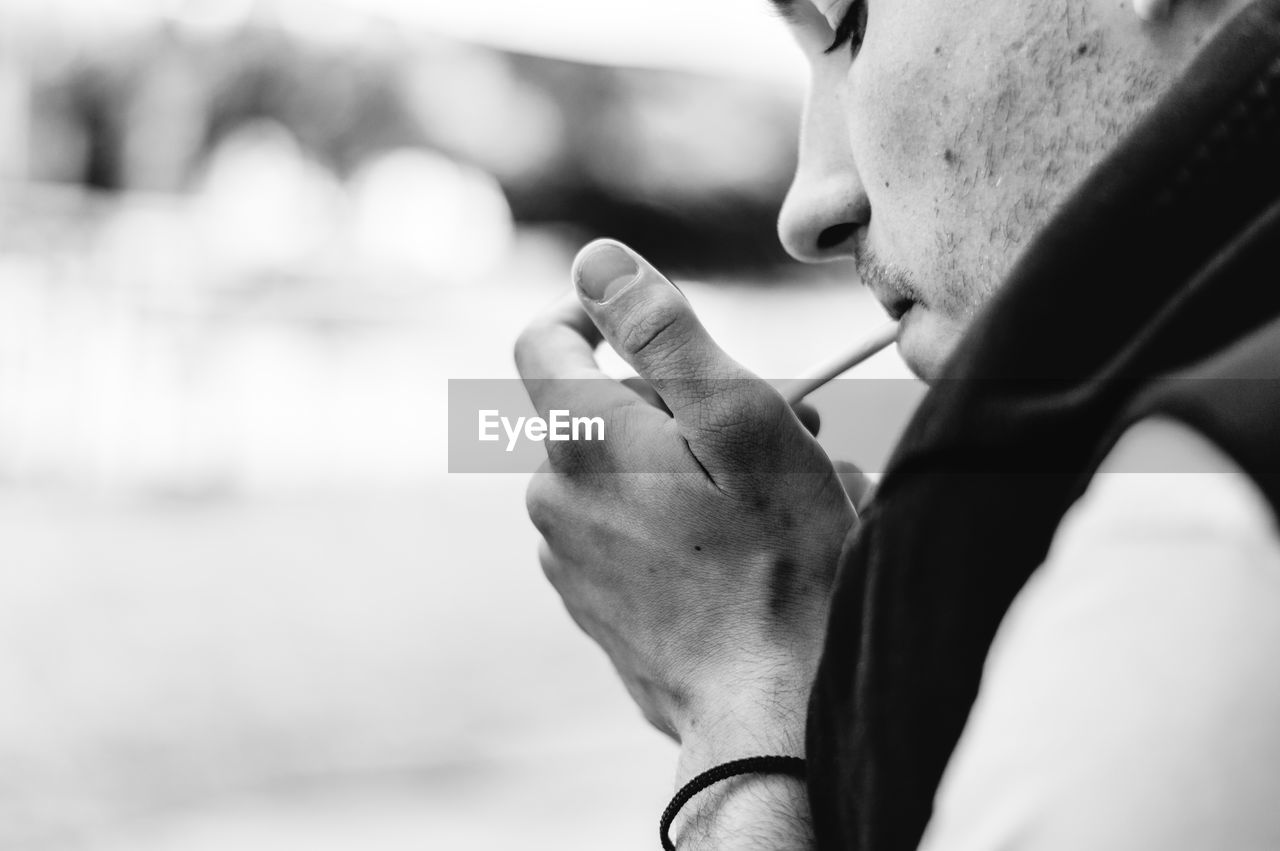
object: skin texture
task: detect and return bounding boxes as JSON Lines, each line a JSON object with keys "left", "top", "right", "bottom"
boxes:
{"left": 517, "top": 250, "right": 856, "bottom": 757}
{"left": 777, "top": 0, "right": 1235, "bottom": 377}
{"left": 517, "top": 0, "right": 1252, "bottom": 847}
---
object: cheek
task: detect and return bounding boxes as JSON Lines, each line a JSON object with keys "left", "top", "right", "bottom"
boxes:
{"left": 846, "top": 2, "right": 1038, "bottom": 263}
{"left": 850, "top": 0, "right": 1006, "bottom": 175}
{"left": 847, "top": 32, "right": 958, "bottom": 246}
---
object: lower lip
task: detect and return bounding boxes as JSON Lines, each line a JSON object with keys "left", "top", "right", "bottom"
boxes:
{"left": 896, "top": 302, "right": 918, "bottom": 333}
{"left": 894, "top": 303, "right": 923, "bottom": 362}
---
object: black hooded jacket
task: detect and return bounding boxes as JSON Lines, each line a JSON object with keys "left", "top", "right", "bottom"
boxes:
{"left": 806, "top": 2, "right": 1280, "bottom": 848}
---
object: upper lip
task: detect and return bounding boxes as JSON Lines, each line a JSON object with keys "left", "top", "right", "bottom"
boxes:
{"left": 849, "top": 230, "right": 914, "bottom": 321}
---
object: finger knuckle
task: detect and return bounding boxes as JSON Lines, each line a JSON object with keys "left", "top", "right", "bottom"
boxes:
{"left": 512, "top": 321, "right": 549, "bottom": 373}
{"left": 537, "top": 541, "right": 562, "bottom": 583}
{"left": 543, "top": 429, "right": 600, "bottom": 472}
{"left": 619, "top": 297, "right": 689, "bottom": 366}
{"left": 524, "top": 474, "right": 560, "bottom": 537}
{"left": 709, "top": 382, "right": 785, "bottom": 435}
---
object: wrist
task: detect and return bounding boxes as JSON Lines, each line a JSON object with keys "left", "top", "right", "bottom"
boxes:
{"left": 665, "top": 671, "right": 815, "bottom": 848}
{"left": 674, "top": 690, "right": 809, "bottom": 787}
{"left": 666, "top": 758, "right": 812, "bottom": 850}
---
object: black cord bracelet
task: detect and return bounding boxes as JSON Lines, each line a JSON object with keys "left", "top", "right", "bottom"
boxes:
{"left": 659, "top": 755, "right": 807, "bottom": 850}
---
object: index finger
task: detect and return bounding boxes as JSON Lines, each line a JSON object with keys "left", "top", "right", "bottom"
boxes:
{"left": 514, "top": 290, "right": 642, "bottom": 420}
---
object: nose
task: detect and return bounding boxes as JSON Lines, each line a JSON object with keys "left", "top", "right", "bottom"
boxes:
{"left": 777, "top": 85, "right": 867, "bottom": 263}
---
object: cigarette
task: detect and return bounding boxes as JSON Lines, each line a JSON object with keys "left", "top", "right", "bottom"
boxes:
{"left": 781, "top": 321, "right": 899, "bottom": 406}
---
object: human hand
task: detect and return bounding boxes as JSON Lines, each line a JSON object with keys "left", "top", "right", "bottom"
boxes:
{"left": 625, "top": 370, "right": 875, "bottom": 508}
{"left": 516, "top": 240, "right": 857, "bottom": 777}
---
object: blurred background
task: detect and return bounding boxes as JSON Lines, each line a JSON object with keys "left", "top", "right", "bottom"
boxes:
{"left": 0, "top": 1, "right": 916, "bottom": 848}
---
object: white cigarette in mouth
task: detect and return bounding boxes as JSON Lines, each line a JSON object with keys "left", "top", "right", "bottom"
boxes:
{"left": 780, "top": 321, "right": 900, "bottom": 406}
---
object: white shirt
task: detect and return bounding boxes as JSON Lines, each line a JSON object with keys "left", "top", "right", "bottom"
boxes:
{"left": 918, "top": 418, "right": 1280, "bottom": 851}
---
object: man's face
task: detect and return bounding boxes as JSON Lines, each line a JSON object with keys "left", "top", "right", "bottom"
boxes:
{"left": 773, "top": 0, "right": 1191, "bottom": 379}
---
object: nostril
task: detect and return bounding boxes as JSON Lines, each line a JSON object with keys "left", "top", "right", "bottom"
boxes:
{"left": 816, "top": 222, "right": 857, "bottom": 250}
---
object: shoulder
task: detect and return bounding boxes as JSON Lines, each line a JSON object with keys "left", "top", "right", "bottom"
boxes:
{"left": 918, "top": 417, "right": 1280, "bottom": 851}
{"left": 1063, "top": 416, "right": 1277, "bottom": 548}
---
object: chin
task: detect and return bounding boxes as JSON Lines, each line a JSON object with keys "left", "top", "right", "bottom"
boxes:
{"left": 896, "top": 306, "right": 963, "bottom": 384}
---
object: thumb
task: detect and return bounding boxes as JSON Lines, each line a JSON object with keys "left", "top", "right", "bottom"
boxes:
{"left": 572, "top": 239, "right": 767, "bottom": 429}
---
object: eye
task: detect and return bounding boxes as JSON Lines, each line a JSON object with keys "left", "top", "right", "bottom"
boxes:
{"left": 823, "top": 0, "right": 868, "bottom": 57}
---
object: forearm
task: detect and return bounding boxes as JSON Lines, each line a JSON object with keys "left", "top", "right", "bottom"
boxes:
{"left": 670, "top": 704, "right": 816, "bottom": 850}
